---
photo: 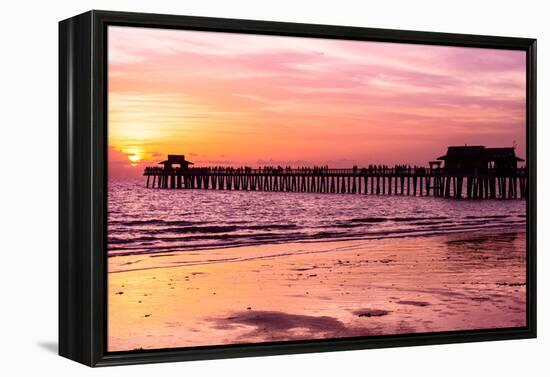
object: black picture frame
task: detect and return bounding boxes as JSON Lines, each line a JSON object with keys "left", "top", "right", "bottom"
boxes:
{"left": 59, "top": 10, "right": 537, "bottom": 367}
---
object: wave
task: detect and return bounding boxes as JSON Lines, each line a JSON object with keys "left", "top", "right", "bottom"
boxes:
{"left": 107, "top": 218, "right": 526, "bottom": 257}
{"left": 110, "top": 219, "right": 207, "bottom": 227}
{"left": 349, "top": 216, "right": 448, "bottom": 223}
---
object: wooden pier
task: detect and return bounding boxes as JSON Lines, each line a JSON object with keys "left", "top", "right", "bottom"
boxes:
{"left": 143, "top": 165, "right": 527, "bottom": 199}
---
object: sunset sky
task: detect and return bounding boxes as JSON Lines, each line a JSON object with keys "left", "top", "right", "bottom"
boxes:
{"left": 108, "top": 26, "right": 526, "bottom": 179}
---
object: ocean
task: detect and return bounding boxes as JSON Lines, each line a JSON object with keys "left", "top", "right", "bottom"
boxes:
{"left": 107, "top": 180, "right": 526, "bottom": 258}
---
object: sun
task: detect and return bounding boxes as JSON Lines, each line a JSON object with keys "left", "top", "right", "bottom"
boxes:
{"left": 120, "top": 146, "right": 147, "bottom": 166}
{"left": 128, "top": 154, "right": 141, "bottom": 163}
{"left": 127, "top": 154, "right": 141, "bottom": 166}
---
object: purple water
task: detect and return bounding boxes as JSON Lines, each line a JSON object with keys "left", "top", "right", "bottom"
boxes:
{"left": 108, "top": 180, "right": 526, "bottom": 257}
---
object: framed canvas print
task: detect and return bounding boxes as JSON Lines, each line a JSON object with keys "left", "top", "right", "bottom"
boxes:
{"left": 59, "top": 10, "right": 536, "bottom": 367}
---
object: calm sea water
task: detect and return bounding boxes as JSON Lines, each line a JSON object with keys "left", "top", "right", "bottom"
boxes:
{"left": 107, "top": 180, "right": 526, "bottom": 257}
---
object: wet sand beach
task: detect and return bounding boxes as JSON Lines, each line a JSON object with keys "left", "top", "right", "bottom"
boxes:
{"left": 108, "top": 229, "right": 526, "bottom": 351}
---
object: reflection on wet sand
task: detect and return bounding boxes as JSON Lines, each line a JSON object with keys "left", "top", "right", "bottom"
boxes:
{"left": 210, "top": 310, "right": 379, "bottom": 341}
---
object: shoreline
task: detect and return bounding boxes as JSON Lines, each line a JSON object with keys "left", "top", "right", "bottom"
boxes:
{"left": 107, "top": 224, "right": 527, "bottom": 273}
{"left": 108, "top": 228, "right": 526, "bottom": 351}
{"left": 108, "top": 225, "right": 525, "bottom": 273}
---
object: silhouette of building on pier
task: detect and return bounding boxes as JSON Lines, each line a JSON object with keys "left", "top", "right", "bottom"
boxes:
{"left": 437, "top": 146, "right": 487, "bottom": 173}
{"left": 437, "top": 146, "right": 524, "bottom": 174}
{"left": 143, "top": 146, "right": 527, "bottom": 199}
{"left": 486, "top": 148, "right": 524, "bottom": 171}
{"left": 159, "top": 154, "right": 194, "bottom": 170}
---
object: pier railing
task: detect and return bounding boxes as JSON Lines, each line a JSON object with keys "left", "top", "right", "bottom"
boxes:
{"left": 143, "top": 165, "right": 527, "bottom": 199}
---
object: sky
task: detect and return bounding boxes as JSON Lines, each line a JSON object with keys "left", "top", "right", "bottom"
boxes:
{"left": 108, "top": 26, "right": 526, "bottom": 179}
